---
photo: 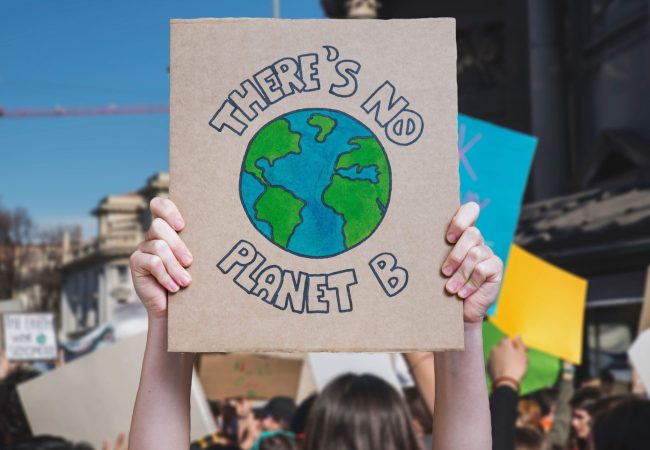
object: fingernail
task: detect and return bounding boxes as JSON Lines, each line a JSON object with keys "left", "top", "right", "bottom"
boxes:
{"left": 447, "top": 279, "right": 461, "bottom": 293}
{"left": 442, "top": 265, "right": 453, "bottom": 276}
{"left": 181, "top": 253, "right": 192, "bottom": 265}
{"left": 168, "top": 281, "right": 179, "bottom": 292}
{"left": 458, "top": 287, "right": 470, "bottom": 298}
{"left": 174, "top": 218, "right": 184, "bottom": 230}
{"left": 179, "top": 273, "right": 191, "bottom": 286}
{"left": 447, "top": 232, "right": 457, "bottom": 243}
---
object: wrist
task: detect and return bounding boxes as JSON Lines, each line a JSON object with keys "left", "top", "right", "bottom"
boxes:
{"left": 492, "top": 376, "right": 520, "bottom": 393}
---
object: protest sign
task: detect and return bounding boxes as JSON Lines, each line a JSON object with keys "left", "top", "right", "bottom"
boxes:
{"left": 457, "top": 115, "right": 537, "bottom": 316}
{"left": 483, "top": 320, "right": 561, "bottom": 395}
{"left": 168, "top": 18, "right": 460, "bottom": 352}
{"left": 628, "top": 328, "right": 650, "bottom": 393}
{"left": 491, "top": 245, "right": 588, "bottom": 364}
{"left": 18, "top": 332, "right": 215, "bottom": 449}
{"left": 199, "top": 353, "right": 304, "bottom": 400}
{"left": 638, "top": 266, "right": 650, "bottom": 332}
{"left": 3, "top": 313, "right": 57, "bottom": 361}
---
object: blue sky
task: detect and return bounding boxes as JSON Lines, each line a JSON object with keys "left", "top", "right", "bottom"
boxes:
{"left": 0, "top": 0, "right": 324, "bottom": 238}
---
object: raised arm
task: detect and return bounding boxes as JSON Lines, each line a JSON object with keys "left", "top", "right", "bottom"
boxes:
{"left": 432, "top": 202, "right": 503, "bottom": 450}
{"left": 129, "top": 198, "right": 196, "bottom": 450}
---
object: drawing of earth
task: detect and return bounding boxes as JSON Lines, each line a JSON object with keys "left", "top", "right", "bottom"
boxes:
{"left": 239, "top": 108, "right": 391, "bottom": 258}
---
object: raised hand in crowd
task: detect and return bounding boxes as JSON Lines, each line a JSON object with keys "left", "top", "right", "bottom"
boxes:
{"left": 489, "top": 336, "right": 528, "bottom": 392}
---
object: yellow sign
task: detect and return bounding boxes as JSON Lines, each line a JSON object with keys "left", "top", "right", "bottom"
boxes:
{"left": 491, "top": 245, "right": 587, "bottom": 364}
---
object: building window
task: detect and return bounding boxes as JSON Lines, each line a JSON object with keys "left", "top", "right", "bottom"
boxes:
{"left": 117, "top": 265, "right": 129, "bottom": 283}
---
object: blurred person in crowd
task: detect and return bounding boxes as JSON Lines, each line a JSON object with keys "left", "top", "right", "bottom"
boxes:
{"left": 569, "top": 387, "right": 602, "bottom": 449}
{"left": 488, "top": 335, "right": 529, "bottom": 450}
{"left": 234, "top": 397, "right": 261, "bottom": 450}
{"left": 255, "top": 431, "right": 297, "bottom": 450}
{"left": 547, "top": 363, "right": 575, "bottom": 450}
{"left": 404, "top": 386, "right": 433, "bottom": 449}
{"left": 127, "top": 199, "right": 503, "bottom": 449}
{"left": 514, "top": 427, "right": 548, "bottom": 450}
{"left": 3, "top": 436, "right": 94, "bottom": 450}
{"left": 0, "top": 367, "right": 39, "bottom": 445}
{"left": 590, "top": 397, "right": 650, "bottom": 450}
{"left": 517, "top": 396, "right": 545, "bottom": 433}
{"left": 258, "top": 396, "right": 296, "bottom": 432}
{"left": 289, "top": 394, "right": 316, "bottom": 441}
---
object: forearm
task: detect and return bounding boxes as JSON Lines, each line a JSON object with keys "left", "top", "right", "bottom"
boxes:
{"left": 129, "top": 316, "right": 195, "bottom": 450}
{"left": 404, "top": 352, "right": 436, "bottom": 417}
{"left": 432, "top": 322, "right": 491, "bottom": 450}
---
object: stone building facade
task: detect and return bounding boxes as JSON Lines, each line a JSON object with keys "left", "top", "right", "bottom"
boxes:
{"left": 60, "top": 173, "right": 169, "bottom": 337}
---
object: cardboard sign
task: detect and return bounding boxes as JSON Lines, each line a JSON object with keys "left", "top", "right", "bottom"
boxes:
{"left": 199, "top": 353, "right": 304, "bottom": 400}
{"left": 491, "top": 245, "right": 587, "bottom": 364}
{"left": 168, "top": 18, "right": 460, "bottom": 352}
{"left": 3, "top": 313, "right": 57, "bottom": 361}
{"left": 18, "top": 332, "right": 215, "bottom": 449}
{"left": 457, "top": 115, "right": 537, "bottom": 315}
{"left": 628, "top": 328, "right": 650, "bottom": 393}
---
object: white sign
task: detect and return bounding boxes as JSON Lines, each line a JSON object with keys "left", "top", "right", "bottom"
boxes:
{"left": 308, "top": 353, "right": 401, "bottom": 392}
{"left": 3, "top": 313, "right": 58, "bottom": 360}
{"left": 629, "top": 328, "right": 650, "bottom": 393}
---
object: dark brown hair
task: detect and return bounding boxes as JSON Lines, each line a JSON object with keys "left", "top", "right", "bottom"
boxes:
{"left": 591, "top": 397, "right": 650, "bottom": 450}
{"left": 301, "top": 374, "right": 421, "bottom": 450}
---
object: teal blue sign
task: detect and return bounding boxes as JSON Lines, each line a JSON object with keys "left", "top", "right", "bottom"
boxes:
{"left": 458, "top": 114, "right": 537, "bottom": 315}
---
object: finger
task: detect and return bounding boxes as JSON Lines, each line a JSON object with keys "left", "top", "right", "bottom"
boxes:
{"left": 103, "top": 441, "right": 110, "bottom": 450}
{"left": 130, "top": 250, "right": 179, "bottom": 292}
{"left": 139, "top": 239, "right": 191, "bottom": 287}
{"left": 442, "top": 226, "right": 484, "bottom": 281}
{"left": 150, "top": 197, "right": 185, "bottom": 231}
{"left": 457, "top": 256, "right": 503, "bottom": 299}
{"left": 145, "top": 217, "right": 193, "bottom": 267}
{"left": 115, "top": 433, "right": 126, "bottom": 450}
{"left": 444, "top": 244, "right": 492, "bottom": 293}
{"left": 446, "top": 202, "right": 480, "bottom": 243}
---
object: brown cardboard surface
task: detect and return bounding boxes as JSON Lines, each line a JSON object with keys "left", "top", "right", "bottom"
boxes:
{"left": 199, "top": 353, "right": 303, "bottom": 400}
{"left": 169, "top": 18, "right": 461, "bottom": 352}
{"left": 639, "top": 266, "right": 650, "bottom": 332}
{"left": 18, "top": 333, "right": 215, "bottom": 449}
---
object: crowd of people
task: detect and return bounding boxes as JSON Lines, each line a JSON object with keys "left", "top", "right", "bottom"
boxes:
{"left": 1, "top": 198, "right": 649, "bottom": 449}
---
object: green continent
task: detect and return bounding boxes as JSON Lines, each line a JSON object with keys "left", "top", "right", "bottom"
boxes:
{"left": 307, "top": 113, "right": 336, "bottom": 143}
{"left": 323, "top": 175, "right": 384, "bottom": 248}
{"left": 335, "top": 137, "right": 390, "bottom": 207}
{"left": 255, "top": 186, "right": 305, "bottom": 248}
{"left": 245, "top": 118, "right": 301, "bottom": 184}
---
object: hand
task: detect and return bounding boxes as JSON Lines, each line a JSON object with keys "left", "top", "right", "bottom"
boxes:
{"left": 103, "top": 433, "right": 127, "bottom": 450}
{"left": 441, "top": 202, "right": 503, "bottom": 323}
{"left": 129, "top": 197, "right": 193, "bottom": 319}
{"left": 488, "top": 336, "right": 528, "bottom": 383}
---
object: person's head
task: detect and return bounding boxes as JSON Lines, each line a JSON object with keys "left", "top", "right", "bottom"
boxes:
{"left": 515, "top": 427, "right": 548, "bottom": 450}
{"left": 569, "top": 387, "right": 602, "bottom": 439}
{"left": 516, "top": 397, "right": 544, "bottom": 432}
{"left": 234, "top": 397, "right": 254, "bottom": 418}
{"left": 591, "top": 397, "right": 650, "bottom": 450}
{"left": 0, "top": 367, "right": 39, "bottom": 445}
{"left": 302, "top": 374, "right": 421, "bottom": 450}
{"left": 257, "top": 431, "right": 298, "bottom": 450}
{"left": 259, "top": 397, "right": 296, "bottom": 431}
{"left": 290, "top": 394, "right": 316, "bottom": 438}
{"left": 4, "top": 435, "right": 94, "bottom": 450}
{"left": 598, "top": 369, "right": 615, "bottom": 395}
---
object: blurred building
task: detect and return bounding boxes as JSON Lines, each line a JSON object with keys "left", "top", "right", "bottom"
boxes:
{"left": 59, "top": 173, "right": 169, "bottom": 337}
{"left": 323, "top": 0, "right": 650, "bottom": 378}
